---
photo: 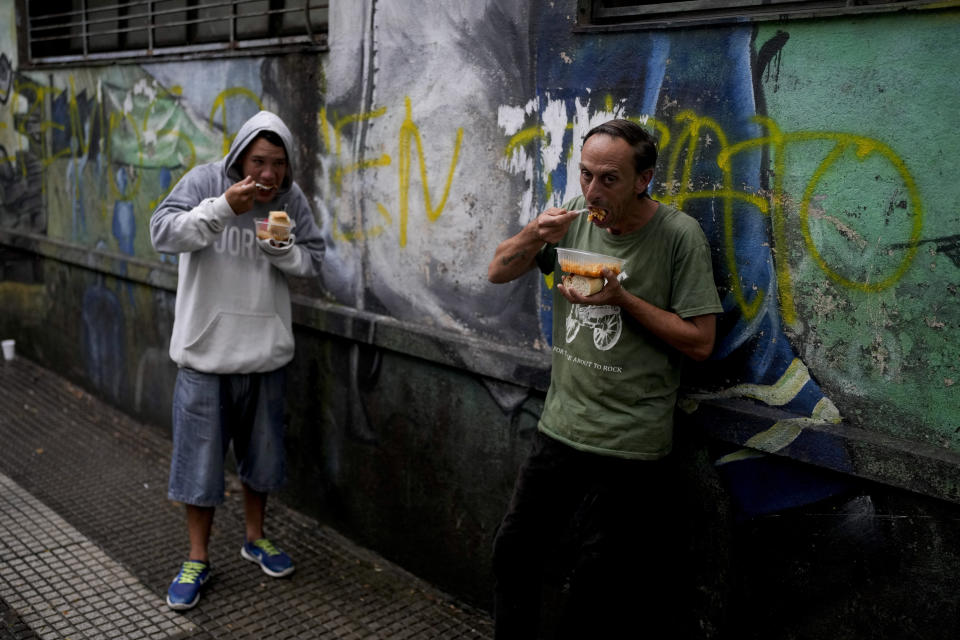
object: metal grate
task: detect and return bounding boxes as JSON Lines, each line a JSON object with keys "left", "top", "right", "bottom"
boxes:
{"left": 578, "top": 0, "right": 948, "bottom": 28}
{"left": 23, "top": 0, "right": 329, "bottom": 65}
{"left": 0, "top": 356, "right": 496, "bottom": 639}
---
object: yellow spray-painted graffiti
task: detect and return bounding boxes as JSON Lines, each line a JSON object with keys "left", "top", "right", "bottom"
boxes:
{"left": 4, "top": 77, "right": 59, "bottom": 171}
{"left": 1, "top": 75, "right": 260, "bottom": 228}
{"left": 2, "top": 67, "right": 920, "bottom": 286}
{"left": 3, "top": 68, "right": 464, "bottom": 250}
{"left": 504, "top": 109, "right": 923, "bottom": 327}
{"left": 321, "top": 104, "right": 387, "bottom": 162}
{"left": 3, "top": 72, "right": 467, "bottom": 250}
{"left": 397, "top": 97, "right": 463, "bottom": 247}
{"left": 320, "top": 96, "right": 463, "bottom": 247}
{"left": 210, "top": 87, "right": 264, "bottom": 156}
{"left": 714, "top": 115, "right": 923, "bottom": 325}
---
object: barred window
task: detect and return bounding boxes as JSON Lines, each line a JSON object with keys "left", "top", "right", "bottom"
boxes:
{"left": 21, "top": 0, "right": 328, "bottom": 66}
{"left": 577, "top": 0, "right": 946, "bottom": 29}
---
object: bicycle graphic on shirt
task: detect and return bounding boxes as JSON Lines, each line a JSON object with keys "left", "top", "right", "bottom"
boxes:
{"left": 565, "top": 304, "right": 622, "bottom": 351}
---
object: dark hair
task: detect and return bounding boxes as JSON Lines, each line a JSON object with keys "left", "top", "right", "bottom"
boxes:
{"left": 253, "top": 130, "right": 287, "bottom": 156}
{"left": 583, "top": 119, "right": 658, "bottom": 174}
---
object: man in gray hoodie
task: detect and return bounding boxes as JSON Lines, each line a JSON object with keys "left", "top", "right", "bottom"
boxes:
{"left": 150, "top": 110, "right": 324, "bottom": 611}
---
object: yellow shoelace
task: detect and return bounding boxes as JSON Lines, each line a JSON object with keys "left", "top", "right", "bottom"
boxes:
{"left": 253, "top": 539, "right": 281, "bottom": 556}
{"left": 176, "top": 561, "right": 206, "bottom": 584}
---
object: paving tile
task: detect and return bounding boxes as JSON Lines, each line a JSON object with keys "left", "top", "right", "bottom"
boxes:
{"left": 0, "top": 473, "right": 196, "bottom": 640}
{"left": 0, "top": 356, "right": 494, "bottom": 639}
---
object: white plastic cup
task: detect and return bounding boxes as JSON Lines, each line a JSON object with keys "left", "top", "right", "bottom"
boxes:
{"left": 1, "top": 340, "right": 14, "bottom": 361}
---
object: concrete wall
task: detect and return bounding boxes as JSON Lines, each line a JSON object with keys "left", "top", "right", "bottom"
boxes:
{"left": 1, "top": 0, "right": 959, "bottom": 627}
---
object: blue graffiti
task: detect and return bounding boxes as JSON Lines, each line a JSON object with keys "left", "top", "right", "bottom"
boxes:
{"left": 112, "top": 166, "right": 138, "bottom": 305}
{"left": 533, "top": 15, "right": 852, "bottom": 516}
{"left": 82, "top": 269, "right": 126, "bottom": 402}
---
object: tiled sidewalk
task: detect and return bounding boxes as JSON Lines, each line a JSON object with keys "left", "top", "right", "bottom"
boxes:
{"left": 0, "top": 472, "right": 195, "bottom": 639}
{"left": 0, "top": 357, "right": 493, "bottom": 639}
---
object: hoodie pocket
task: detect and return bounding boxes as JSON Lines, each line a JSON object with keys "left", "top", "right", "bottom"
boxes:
{"left": 183, "top": 311, "right": 293, "bottom": 371}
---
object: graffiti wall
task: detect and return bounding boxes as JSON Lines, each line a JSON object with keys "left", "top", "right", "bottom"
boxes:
{"left": 510, "top": 8, "right": 960, "bottom": 514}
{"left": 1, "top": 0, "right": 958, "bottom": 615}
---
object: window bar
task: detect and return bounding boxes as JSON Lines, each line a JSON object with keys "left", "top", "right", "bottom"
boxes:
{"left": 268, "top": 0, "right": 283, "bottom": 37}
{"left": 148, "top": 1, "right": 154, "bottom": 53}
{"left": 186, "top": 0, "right": 198, "bottom": 46}
{"left": 25, "top": 0, "right": 33, "bottom": 58}
{"left": 304, "top": 1, "right": 314, "bottom": 40}
{"left": 231, "top": 0, "right": 237, "bottom": 48}
{"left": 26, "top": 0, "right": 328, "bottom": 64}
{"left": 118, "top": 1, "right": 128, "bottom": 50}
{"left": 81, "top": 0, "right": 89, "bottom": 58}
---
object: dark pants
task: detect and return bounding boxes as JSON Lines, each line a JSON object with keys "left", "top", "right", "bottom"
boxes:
{"left": 492, "top": 431, "right": 680, "bottom": 639}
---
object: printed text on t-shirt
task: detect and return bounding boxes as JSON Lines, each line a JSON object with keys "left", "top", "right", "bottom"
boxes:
{"left": 553, "top": 346, "right": 623, "bottom": 373}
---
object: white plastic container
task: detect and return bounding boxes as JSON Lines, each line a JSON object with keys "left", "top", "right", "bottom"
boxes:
{"left": 556, "top": 248, "right": 626, "bottom": 278}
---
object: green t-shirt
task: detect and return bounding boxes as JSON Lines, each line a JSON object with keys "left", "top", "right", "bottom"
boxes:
{"left": 536, "top": 197, "right": 723, "bottom": 460}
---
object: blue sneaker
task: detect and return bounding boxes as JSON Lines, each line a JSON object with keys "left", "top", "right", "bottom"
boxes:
{"left": 240, "top": 538, "right": 295, "bottom": 577}
{"left": 166, "top": 560, "right": 210, "bottom": 610}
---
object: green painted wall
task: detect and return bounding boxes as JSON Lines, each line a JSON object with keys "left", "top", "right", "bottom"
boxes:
{"left": 758, "top": 16, "right": 959, "bottom": 447}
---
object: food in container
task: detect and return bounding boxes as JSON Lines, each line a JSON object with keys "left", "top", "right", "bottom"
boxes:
{"left": 556, "top": 248, "right": 626, "bottom": 278}
{"left": 254, "top": 211, "right": 295, "bottom": 242}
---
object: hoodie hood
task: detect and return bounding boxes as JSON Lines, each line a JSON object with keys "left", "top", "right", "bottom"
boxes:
{"left": 224, "top": 110, "right": 296, "bottom": 193}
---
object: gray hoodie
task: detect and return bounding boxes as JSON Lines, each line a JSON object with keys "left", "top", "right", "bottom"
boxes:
{"left": 150, "top": 111, "right": 325, "bottom": 373}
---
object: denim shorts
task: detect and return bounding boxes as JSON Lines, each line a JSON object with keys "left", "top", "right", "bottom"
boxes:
{"left": 168, "top": 366, "right": 287, "bottom": 506}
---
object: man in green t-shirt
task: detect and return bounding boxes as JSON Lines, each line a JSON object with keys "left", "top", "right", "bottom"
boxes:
{"left": 487, "top": 119, "right": 722, "bottom": 638}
